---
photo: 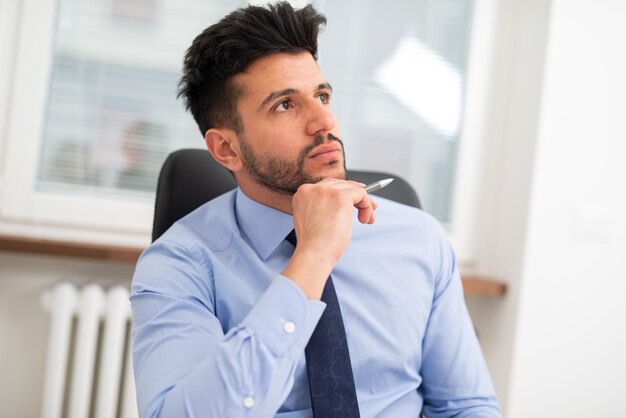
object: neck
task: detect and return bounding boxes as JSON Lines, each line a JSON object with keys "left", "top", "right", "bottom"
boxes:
{"left": 236, "top": 177, "right": 294, "bottom": 215}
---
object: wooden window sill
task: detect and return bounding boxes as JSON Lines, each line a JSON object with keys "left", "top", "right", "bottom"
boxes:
{"left": 0, "top": 234, "right": 507, "bottom": 297}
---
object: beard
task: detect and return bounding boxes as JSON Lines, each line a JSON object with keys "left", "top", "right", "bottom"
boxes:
{"left": 238, "top": 132, "right": 347, "bottom": 195}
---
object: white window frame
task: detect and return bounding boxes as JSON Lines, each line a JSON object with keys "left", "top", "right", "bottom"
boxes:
{"left": 446, "top": 0, "right": 501, "bottom": 266}
{"left": 0, "top": 0, "right": 22, "bottom": 198}
{"left": 0, "top": 0, "right": 502, "bottom": 260}
{"left": 0, "top": 0, "right": 153, "bottom": 248}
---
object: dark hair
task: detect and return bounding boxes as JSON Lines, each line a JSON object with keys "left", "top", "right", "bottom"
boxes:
{"left": 177, "top": 2, "right": 327, "bottom": 136}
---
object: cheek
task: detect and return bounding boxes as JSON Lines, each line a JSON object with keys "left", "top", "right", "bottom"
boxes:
{"left": 242, "top": 112, "right": 319, "bottom": 157}
{"left": 260, "top": 125, "right": 305, "bottom": 153}
{"left": 246, "top": 133, "right": 300, "bottom": 162}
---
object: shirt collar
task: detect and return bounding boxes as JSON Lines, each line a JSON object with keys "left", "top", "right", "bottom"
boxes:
{"left": 235, "top": 188, "right": 295, "bottom": 261}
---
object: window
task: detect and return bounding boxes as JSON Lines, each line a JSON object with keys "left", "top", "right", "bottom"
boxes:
{"left": 1, "top": 0, "right": 498, "bottom": 262}
{"left": 1, "top": 0, "right": 245, "bottom": 246}
{"left": 318, "top": 0, "right": 473, "bottom": 223}
{"left": 318, "top": 0, "right": 499, "bottom": 263}
{"left": 36, "top": 0, "right": 235, "bottom": 199}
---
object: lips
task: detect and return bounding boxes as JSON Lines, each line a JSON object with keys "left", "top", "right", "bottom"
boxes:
{"left": 308, "top": 144, "right": 341, "bottom": 159}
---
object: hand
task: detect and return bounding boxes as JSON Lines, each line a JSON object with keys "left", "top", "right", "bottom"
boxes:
{"left": 282, "top": 179, "right": 378, "bottom": 299}
{"left": 292, "top": 178, "right": 377, "bottom": 261}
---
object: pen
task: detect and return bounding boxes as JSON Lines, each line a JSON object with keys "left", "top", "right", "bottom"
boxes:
{"left": 364, "top": 178, "right": 394, "bottom": 193}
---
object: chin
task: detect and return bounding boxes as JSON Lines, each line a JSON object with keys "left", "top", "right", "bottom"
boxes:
{"left": 321, "top": 166, "right": 347, "bottom": 181}
{"left": 304, "top": 159, "right": 346, "bottom": 182}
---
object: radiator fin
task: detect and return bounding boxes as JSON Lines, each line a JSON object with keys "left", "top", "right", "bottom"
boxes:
{"left": 41, "top": 282, "right": 139, "bottom": 418}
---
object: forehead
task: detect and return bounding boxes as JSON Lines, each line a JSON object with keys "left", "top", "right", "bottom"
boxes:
{"left": 234, "top": 51, "right": 326, "bottom": 104}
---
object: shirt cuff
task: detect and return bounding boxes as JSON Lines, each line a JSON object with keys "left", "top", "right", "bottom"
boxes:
{"left": 241, "top": 275, "right": 326, "bottom": 359}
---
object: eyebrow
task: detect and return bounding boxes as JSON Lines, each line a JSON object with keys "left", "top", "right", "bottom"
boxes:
{"left": 257, "top": 83, "right": 334, "bottom": 112}
{"left": 318, "top": 82, "right": 333, "bottom": 92}
{"left": 258, "top": 88, "right": 297, "bottom": 111}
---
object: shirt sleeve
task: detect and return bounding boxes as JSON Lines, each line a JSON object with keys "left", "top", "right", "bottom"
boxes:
{"left": 130, "top": 239, "right": 325, "bottom": 418}
{"left": 419, "top": 227, "right": 503, "bottom": 418}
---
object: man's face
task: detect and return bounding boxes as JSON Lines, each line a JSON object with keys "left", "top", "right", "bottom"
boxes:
{"left": 232, "top": 51, "right": 346, "bottom": 195}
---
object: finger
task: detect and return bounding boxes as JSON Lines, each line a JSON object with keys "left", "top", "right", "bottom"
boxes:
{"left": 353, "top": 191, "right": 375, "bottom": 224}
{"left": 348, "top": 180, "right": 366, "bottom": 188}
{"left": 316, "top": 177, "right": 344, "bottom": 186}
{"left": 366, "top": 197, "right": 378, "bottom": 224}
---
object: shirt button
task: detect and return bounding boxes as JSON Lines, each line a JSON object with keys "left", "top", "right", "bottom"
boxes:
{"left": 243, "top": 396, "right": 255, "bottom": 408}
{"left": 283, "top": 321, "right": 296, "bottom": 334}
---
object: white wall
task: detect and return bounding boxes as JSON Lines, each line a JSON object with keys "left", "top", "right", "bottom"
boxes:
{"left": 464, "top": 0, "right": 626, "bottom": 415}
{"left": 465, "top": 0, "right": 626, "bottom": 415}
{"left": 504, "top": 0, "right": 626, "bottom": 415}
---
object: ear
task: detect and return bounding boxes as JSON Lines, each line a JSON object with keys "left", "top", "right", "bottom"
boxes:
{"left": 204, "top": 128, "right": 244, "bottom": 172}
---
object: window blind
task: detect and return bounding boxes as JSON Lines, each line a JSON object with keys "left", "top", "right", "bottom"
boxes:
{"left": 37, "top": 0, "right": 242, "bottom": 200}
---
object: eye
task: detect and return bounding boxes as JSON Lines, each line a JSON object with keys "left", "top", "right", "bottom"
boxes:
{"left": 318, "top": 92, "right": 330, "bottom": 104}
{"left": 274, "top": 99, "right": 291, "bottom": 113}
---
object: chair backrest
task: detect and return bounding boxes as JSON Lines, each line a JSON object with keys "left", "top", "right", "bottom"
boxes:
{"left": 153, "top": 148, "right": 421, "bottom": 241}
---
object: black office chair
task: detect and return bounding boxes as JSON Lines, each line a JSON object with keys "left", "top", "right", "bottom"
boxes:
{"left": 152, "top": 148, "right": 421, "bottom": 241}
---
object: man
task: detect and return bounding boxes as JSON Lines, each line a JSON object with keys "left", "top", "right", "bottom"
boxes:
{"left": 130, "top": 3, "right": 502, "bottom": 417}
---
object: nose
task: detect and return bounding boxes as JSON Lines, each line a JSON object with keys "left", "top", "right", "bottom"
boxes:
{"left": 305, "top": 99, "right": 336, "bottom": 137}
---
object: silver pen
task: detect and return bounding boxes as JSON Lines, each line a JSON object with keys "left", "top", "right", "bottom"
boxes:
{"left": 364, "top": 178, "right": 394, "bottom": 193}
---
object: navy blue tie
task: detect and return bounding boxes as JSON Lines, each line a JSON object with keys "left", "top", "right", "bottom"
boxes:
{"left": 286, "top": 230, "right": 360, "bottom": 418}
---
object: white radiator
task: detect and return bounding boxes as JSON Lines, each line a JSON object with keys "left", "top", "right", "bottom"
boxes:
{"left": 41, "top": 282, "right": 139, "bottom": 418}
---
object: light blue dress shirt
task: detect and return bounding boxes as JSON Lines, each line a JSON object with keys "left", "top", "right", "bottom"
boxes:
{"left": 131, "top": 188, "right": 502, "bottom": 418}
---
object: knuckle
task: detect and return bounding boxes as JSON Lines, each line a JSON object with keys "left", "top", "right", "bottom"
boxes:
{"left": 295, "top": 183, "right": 313, "bottom": 197}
